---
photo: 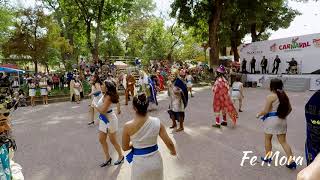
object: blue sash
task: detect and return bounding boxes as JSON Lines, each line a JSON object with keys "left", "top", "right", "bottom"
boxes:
{"left": 232, "top": 89, "right": 240, "bottom": 91}
{"left": 126, "top": 144, "right": 158, "bottom": 163}
{"left": 93, "top": 91, "right": 101, "bottom": 97}
{"left": 99, "top": 109, "right": 113, "bottom": 124}
{"left": 261, "top": 112, "right": 278, "bottom": 121}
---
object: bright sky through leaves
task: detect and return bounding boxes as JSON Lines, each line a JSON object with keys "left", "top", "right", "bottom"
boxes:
{"left": 9, "top": 0, "right": 320, "bottom": 40}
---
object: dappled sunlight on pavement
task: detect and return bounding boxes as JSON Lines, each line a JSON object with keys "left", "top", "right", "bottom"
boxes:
{"left": 10, "top": 87, "right": 313, "bottom": 179}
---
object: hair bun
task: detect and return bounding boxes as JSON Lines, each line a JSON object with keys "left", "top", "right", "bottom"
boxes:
{"left": 137, "top": 93, "right": 147, "bottom": 106}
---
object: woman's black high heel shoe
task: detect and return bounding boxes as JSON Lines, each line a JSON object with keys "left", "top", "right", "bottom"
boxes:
{"left": 286, "top": 161, "right": 297, "bottom": 170}
{"left": 114, "top": 156, "right": 124, "bottom": 165}
{"left": 88, "top": 121, "right": 94, "bottom": 126}
{"left": 100, "top": 158, "right": 112, "bottom": 167}
{"left": 261, "top": 157, "right": 272, "bottom": 163}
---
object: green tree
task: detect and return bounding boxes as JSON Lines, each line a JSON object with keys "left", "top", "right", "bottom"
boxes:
{"left": 42, "top": 0, "right": 82, "bottom": 68}
{"left": 241, "top": 0, "right": 300, "bottom": 42}
{"left": 121, "top": 0, "right": 155, "bottom": 58}
{"left": 0, "top": 2, "right": 14, "bottom": 52}
{"left": 67, "top": 0, "right": 133, "bottom": 61}
{"left": 171, "top": 0, "right": 226, "bottom": 67}
{"left": 3, "top": 7, "right": 69, "bottom": 72}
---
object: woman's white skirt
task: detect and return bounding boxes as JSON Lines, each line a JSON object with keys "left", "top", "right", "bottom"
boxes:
{"left": 74, "top": 89, "right": 80, "bottom": 96}
{"left": 263, "top": 116, "right": 287, "bottom": 135}
{"left": 131, "top": 151, "right": 163, "bottom": 180}
{"left": 40, "top": 88, "right": 47, "bottom": 96}
{"left": 231, "top": 91, "right": 240, "bottom": 100}
{"left": 187, "top": 82, "right": 193, "bottom": 88}
{"left": 98, "top": 111, "right": 118, "bottom": 134}
{"left": 91, "top": 94, "right": 102, "bottom": 107}
{"left": 29, "top": 89, "right": 36, "bottom": 97}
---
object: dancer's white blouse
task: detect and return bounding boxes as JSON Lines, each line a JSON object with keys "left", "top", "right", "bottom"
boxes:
{"left": 130, "top": 116, "right": 163, "bottom": 180}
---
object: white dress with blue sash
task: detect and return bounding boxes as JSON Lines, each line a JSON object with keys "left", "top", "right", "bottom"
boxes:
{"left": 263, "top": 98, "right": 287, "bottom": 134}
{"left": 96, "top": 96, "right": 118, "bottom": 134}
{"left": 130, "top": 117, "right": 163, "bottom": 180}
{"left": 231, "top": 82, "right": 242, "bottom": 100}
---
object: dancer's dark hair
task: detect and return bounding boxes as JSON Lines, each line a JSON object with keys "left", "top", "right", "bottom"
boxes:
{"left": 235, "top": 75, "right": 241, "bottom": 82}
{"left": 133, "top": 93, "right": 149, "bottom": 116}
{"left": 270, "top": 78, "right": 292, "bottom": 119}
{"left": 104, "top": 80, "right": 119, "bottom": 103}
{"left": 92, "top": 74, "right": 102, "bottom": 85}
{"left": 214, "top": 71, "right": 225, "bottom": 81}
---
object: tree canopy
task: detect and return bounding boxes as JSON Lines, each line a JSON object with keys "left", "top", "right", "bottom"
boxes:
{"left": 0, "top": 0, "right": 307, "bottom": 71}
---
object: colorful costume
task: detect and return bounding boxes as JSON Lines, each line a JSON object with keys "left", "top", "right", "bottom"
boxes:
{"left": 156, "top": 74, "right": 165, "bottom": 91}
{"left": 212, "top": 66, "right": 238, "bottom": 127}
{"left": 168, "top": 77, "right": 188, "bottom": 122}
{"left": 305, "top": 90, "right": 320, "bottom": 165}
{"left": 148, "top": 76, "right": 158, "bottom": 106}
{"left": 138, "top": 71, "right": 158, "bottom": 106}
{"left": 125, "top": 74, "right": 136, "bottom": 105}
{"left": 0, "top": 94, "right": 22, "bottom": 180}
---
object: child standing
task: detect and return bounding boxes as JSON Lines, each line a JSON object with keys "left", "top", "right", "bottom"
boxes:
{"left": 231, "top": 75, "right": 244, "bottom": 112}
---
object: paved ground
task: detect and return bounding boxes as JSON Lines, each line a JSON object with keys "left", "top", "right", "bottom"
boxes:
{"left": 11, "top": 87, "right": 314, "bottom": 180}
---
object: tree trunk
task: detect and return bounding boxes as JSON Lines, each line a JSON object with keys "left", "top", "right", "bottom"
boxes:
{"left": 85, "top": 20, "right": 93, "bottom": 60}
{"left": 34, "top": 60, "right": 38, "bottom": 73}
{"left": 230, "top": 21, "right": 240, "bottom": 62}
{"left": 208, "top": 0, "right": 224, "bottom": 68}
{"left": 45, "top": 63, "right": 49, "bottom": 73}
{"left": 220, "top": 47, "right": 227, "bottom": 56}
{"left": 92, "top": 0, "right": 105, "bottom": 61}
{"left": 231, "top": 39, "right": 239, "bottom": 62}
{"left": 250, "top": 23, "right": 258, "bottom": 42}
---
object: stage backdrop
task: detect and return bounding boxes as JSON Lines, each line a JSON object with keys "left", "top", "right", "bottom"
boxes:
{"left": 240, "top": 33, "right": 320, "bottom": 74}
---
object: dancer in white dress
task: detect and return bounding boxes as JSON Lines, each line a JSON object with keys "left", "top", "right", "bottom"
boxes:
{"left": 88, "top": 74, "right": 102, "bottom": 126}
{"left": 122, "top": 94, "right": 176, "bottom": 180}
{"left": 28, "top": 78, "right": 36, "bottom": 107}
{"left": 39, "top": 77, "right": 48, "bottom": 105}
{"left": 256, "top": 78, "right": 297, "bottom": 169}
{"left": 93, "top": 80, "right": 124, "bottom": 167}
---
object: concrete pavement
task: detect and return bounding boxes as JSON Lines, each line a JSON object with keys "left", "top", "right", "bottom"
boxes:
{"left": 11, "top": 87, "right": 313, "bottom": 180}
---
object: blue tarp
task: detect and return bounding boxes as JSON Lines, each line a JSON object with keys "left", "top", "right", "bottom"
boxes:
{"left": 0, "top": 67, "right": 25, "bottom": 73}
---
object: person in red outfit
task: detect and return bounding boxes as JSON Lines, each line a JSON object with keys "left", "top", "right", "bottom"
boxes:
{"left": 212, "top": 65, "right": 238, "bottom": 128}
{"left": 156, "top": 70, "right": 164, "bottom": 91}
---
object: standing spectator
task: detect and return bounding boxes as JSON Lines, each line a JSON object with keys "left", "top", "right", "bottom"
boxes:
{"left": 67, "top": 72, "right": 73, "bottom": 88}
{"left": 250, "top": 57, "right": 256, "bottom": 74}
{"left": 28, "top": 78, "right": 36, "bottom": 107}
{"left": 73, "top": 77, "right": 82, "bottom": 104}
{"left": 47, "top": 74, "right": 53, "bottom": 90}
{"left": 60, "top": 74, "right": 65, "bottom": 88}
{"left": 52, "top": 74, "right": 60, "bottom": 89}
{"left": 70, "top": 78, "right": 75, "bottom": 102}
{"left": 11, "top": 77, "right": 19, "bottom": 93}
{"left": 242, "top": 58, "right": 247, "bottom": 73}
{"left": 272, "top": 55, "right": 281, "bottom": 74}
{"left": 39, "top": 76, "right": 48, "bottom": 105}
{"left": 261, "top": 56, "right": 268, "bottom": 74}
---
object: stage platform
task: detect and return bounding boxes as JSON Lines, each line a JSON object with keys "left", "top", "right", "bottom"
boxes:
{"left": 244, "top": 74, "right": 320, "bottom": 91}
